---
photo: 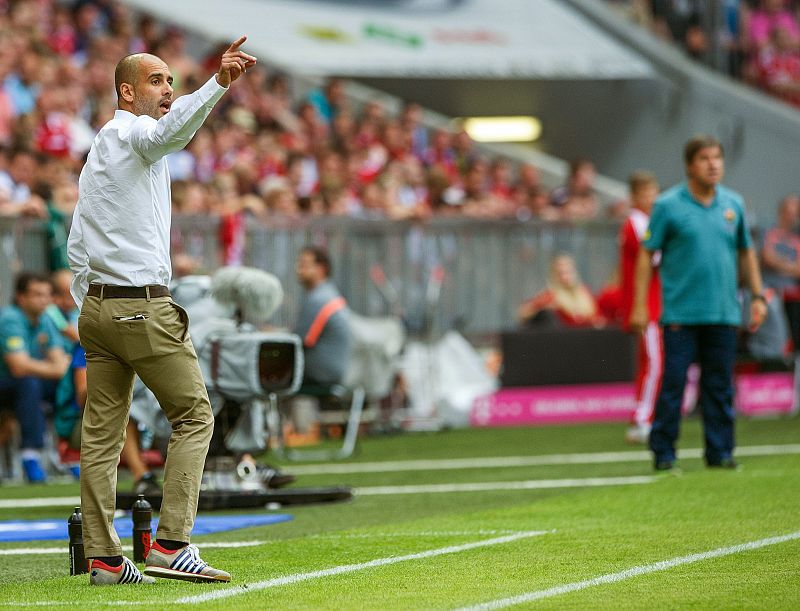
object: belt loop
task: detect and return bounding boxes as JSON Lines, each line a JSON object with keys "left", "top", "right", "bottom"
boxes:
{"left": 145, "top": 286, "right": 151, "bottom": 302}
{"left": 100, "top": 284, "right": 105, "bottom": 300}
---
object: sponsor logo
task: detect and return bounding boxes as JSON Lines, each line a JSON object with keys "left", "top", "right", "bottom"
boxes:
{"left": 433, "top": 28, "right": 506, "bottom": 45}
{"left": 363, "top": 22, "right": 424, "bottom": 47}
{"left": 724, "top": 208, "right": 736, "bottom": 223}
{"left": 6, "top": 336, "right": 23, "bottom": 350}
{"left": 298, "top": 25, "right": 355, "bottom": 43}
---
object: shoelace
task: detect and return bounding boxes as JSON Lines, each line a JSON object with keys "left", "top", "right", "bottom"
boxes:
{"left": 184, "top": 544, "right": 208, "bottom": 571}
{"left": 121, "top": 558, "right": 143, "bottom": 584}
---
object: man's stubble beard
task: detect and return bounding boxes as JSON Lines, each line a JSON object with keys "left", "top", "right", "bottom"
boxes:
{"left": 132, "top": 96, "right": 161, "bottom": 120}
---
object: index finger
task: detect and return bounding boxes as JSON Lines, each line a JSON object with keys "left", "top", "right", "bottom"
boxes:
{"left": 227, "top": 35, "right": 247, "bottom": 52}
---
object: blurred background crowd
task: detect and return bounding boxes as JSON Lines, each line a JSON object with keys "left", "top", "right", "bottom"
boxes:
{"left": 609, "top": 0, "right": 800, "bottom": 107}
{"left": 2, "top": 0, "right": 800, "bottom": 484}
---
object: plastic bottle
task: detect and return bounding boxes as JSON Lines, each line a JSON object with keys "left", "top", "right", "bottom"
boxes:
{"left": 68, "top": 506, "right": 87, "bottom": 575}
{"left": 132, "top": 494, "right": 152, "bottom": 563}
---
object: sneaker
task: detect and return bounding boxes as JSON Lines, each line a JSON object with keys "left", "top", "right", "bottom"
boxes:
{"left": 624, "top": 424, "right": 651, "bottom": 445}
{"left": 258, "top": 465, "right": 296, "bottom": 488}
{"left": 90, "top": 557, "right": 156, "bottom": 585}
{"left": 68, "top": 464, "right": 81, "bottom": 480}
{"left": 654, "top": 460, "right": 681, "bottom": 474}
{"left": 22, "top": 458, "right": 47, "bottom": 483}
{"left": 237, "top": 460, "right": 296, "bottom": 488}
{"left": 133, "top": 472, "right": 162, "bottom": 497}
{"left": 707, "top": 458, "right": 742, "bottom": 471}
{"left": 144, "top": 542, "right": 231, "bottom": 583}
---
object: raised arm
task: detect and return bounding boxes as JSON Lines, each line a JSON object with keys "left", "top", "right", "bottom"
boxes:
{"left": 129, "top": 36, "right": 256, "bottom": 163}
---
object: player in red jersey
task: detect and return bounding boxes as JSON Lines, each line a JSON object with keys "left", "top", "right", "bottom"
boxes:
{"left": 619, "top": 172, "right": 663, "bottom": 444}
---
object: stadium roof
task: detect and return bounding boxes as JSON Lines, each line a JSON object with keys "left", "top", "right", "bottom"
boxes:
{"left": 124, "top": 0, "right": 654, "bottom": 80}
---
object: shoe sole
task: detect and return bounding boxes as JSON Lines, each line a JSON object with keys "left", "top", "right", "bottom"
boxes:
{"left": 143, "top": 566, "right": 230, "bottom": 583}
{"left": 90, "top": 577, "right": 157, "bottom": 585}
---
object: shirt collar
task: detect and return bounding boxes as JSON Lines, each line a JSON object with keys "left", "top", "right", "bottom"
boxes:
{"left": 680, "top": 183, "right": 719, "bottom": 208}
{"left": 11, "top": 304, "right": 39, "bottom": 329}
{"left": 113, "top": 109, "right": 138, "bottom": 123}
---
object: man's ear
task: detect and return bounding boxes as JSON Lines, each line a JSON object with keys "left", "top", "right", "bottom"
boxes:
{"left": 119, "top": 82, "right": 135, "bottom": 104}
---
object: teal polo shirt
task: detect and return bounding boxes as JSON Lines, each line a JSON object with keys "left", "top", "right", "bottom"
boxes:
{"left": 0, "top": 305, "right": 62, "bottom": 379}
{"left": 643, "top": 183, "right": 752, "bottom": 326}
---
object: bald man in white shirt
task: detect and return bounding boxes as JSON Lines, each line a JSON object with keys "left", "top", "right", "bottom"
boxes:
{"left": 68, "top": 37, "right": 256, "bottom": 586}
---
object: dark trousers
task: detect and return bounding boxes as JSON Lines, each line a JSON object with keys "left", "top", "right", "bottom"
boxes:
{"left": 0, "top": 376, "right": 47, "bottom": 450}
{"left": 649, "top": 325, "right": 738, "bottom": 465}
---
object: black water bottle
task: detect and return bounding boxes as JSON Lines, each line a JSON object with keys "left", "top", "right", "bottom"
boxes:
{"left": 68, "top": 506, "right": 87, "bottom": 576}
{"left": 132, "top": 494, "right": 152, "bottom": 563}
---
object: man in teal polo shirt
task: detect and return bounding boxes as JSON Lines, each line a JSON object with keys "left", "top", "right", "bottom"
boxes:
{"left": 0, "top": 272, "right": 69, "bottom": 481}
{"left": 631, "top": 135, "right": 767, "bottom": 471}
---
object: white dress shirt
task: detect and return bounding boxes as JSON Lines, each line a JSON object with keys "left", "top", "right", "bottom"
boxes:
{"left": 68, "top": 76, "right": 227, "bottom": 308}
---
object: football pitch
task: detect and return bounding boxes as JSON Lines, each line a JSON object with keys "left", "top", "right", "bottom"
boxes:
{"left": 0, "top": 415, "right": 798, "bottom": 609}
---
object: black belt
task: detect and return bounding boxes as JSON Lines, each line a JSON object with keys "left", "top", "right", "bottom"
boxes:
{"left": 87, "top": 284, "right": 170, "bottom": 299}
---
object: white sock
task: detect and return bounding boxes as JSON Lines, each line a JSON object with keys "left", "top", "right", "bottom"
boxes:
{"left": 21, "top": 449, "right": 41, "bottom": 461}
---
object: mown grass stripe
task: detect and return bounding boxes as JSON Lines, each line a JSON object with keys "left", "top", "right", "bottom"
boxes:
{"left": 176, "top": 530, "right": 551, "bottom": 604}
{"left": 355, "top": 476, "right": 655, "bottom": 495}
{"left": 287, "top": 443, "right": 800, "bottom": 475}
{"left": 456, "top": 530, "right": 800, "bottom": 610}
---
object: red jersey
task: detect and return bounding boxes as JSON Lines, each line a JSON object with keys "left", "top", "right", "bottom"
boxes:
{"left": 619, "top": 209, "right": 661, "bottom": 330}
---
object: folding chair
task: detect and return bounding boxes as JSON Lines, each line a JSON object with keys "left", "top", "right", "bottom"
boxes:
{"left": 270, "top": 383, "right": 366, "bottom": 461}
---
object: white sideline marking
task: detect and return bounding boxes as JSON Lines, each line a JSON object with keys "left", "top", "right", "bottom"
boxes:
{"left": 456, "top": 530, "right": 800, "bottom": 610}
{"left": 355, "top": 476, "right": 655, "bottom": 495}
{"left": 312, "top": 530, "right": 521, "bottom": 539}
{"left": 0, "top": 496, "right": 81, "bottom": 509}
{"left": 176, "top": 530, "right": 551, "bottom": 604}
{"left": 0, "top": 540, "right": 266, "bottom": 556}
{"left": 288, "top": 443, "right": 800, "bottom": 475}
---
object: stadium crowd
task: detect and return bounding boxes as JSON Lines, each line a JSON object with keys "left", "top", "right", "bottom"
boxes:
{"left": 1, "top": 0, "right": 798, "bottom": 485}
{"left": 609, "top": 0, "right": 800, "bottom": 109}
{"left": 0, "top": 0, "right": 620, "bottom": 274}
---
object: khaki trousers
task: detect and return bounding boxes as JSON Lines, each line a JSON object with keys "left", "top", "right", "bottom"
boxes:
{"left": 78, "top": 292, "right": 213, "bottom": 557}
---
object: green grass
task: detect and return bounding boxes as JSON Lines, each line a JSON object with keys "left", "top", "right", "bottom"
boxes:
{"left": 0, "top": 415, "right": 799, "bottom": 609}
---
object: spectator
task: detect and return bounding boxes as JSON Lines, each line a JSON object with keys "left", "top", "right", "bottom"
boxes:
{"left": 400, "top": 101, "right": 428, "bottom": 159}
{"left": 307, "top": 77, "right": 346, "bottom": 126}
{"left": 516, "top": 162, "right": 542, "bottom": 192}
{"left": 651, "top": 0, "right": 708, "bottom": 60}
{"left": 514, "top": 185, "right": 560, "bottom": 222}
{"left": 550, "top": 158, "right": 600, "bottom": 220}
{"left": 489, "top": 157, "right": 514, "bottom": 202}
{"left": 755, "top": 25, "right": 800, "bottom": 105}
{"left": 0, "top": 272, "right": 69, "bottom": 482}
{"left": 353, "top": 181, "right": 389, "bottom": 220}
{"left": 0, "top": 148, "right": 46, "bottom": 217}
{"left": 294, "top": 246, "right": 352, "bottom": 386}
{"left": 45, "top": 269, "right": 79, "bottom": 348}
{"left": 53, "top": 339, "right": 85, "bottom": 478}
{"left": 760, "top": 193, "right": 800, "bottom": 291}
{"left": 744, "top": 0, "right": 800, "bottom": 53}
{"left": 518, "top": 253, "right": 604, "bottom": 327}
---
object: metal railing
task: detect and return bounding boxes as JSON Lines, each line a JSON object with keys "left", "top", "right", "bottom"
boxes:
{"left": 0, "top": 216, "right": 622, "bottom": 336}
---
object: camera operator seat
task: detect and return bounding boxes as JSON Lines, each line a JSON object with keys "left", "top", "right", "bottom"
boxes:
{"left": 271, "top": 312, "right": 404, "bottom": 462}
{"left": 271, "top": 382, "right": 366, "bottom": 462}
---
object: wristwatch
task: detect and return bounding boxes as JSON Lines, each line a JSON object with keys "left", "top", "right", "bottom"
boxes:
{"left": 752, "top": 293, "right": 767, "bottom": 304}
